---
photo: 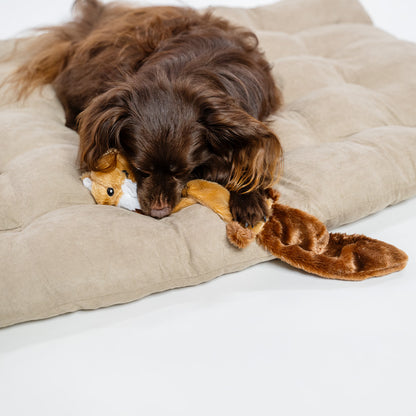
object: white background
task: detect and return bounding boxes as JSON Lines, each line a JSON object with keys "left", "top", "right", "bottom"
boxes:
{"left": 0, "top": 1, "right": 415, "bottom": 415}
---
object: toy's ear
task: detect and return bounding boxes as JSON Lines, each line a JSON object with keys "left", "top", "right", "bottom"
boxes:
{"left": 81, "top": 173, "right": 92, "bottom": 191}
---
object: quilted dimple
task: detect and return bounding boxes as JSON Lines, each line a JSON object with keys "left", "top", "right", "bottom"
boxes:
{"left": 0, "top": 108, "right": 78, "bottom": 168}
{"left": 0, "top": 144, "right": 93, "bottom": 230}
{"left": 277, "top": 126, "right": 416, "bottom": 228}
{"left": 298, "top": 24, "right": 396, "bottom": 57}
{"left": 340, "top": 39, "right": 416, "bottom": 89}
{"left": 281, "top": 85, "right": 405, "bottom": 143}
{"left": 256, "top": 31, "right": 308, "bottom": 61}
{"left": 269, "top": 111, "right": 319, "bottom": 152}
{"left": 271, "top": 55, "right": 351, "bottom": 104}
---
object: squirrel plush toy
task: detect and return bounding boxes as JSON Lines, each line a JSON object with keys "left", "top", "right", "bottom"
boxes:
{"left": 82, "top": 150, "right": 408, "bottom": 281}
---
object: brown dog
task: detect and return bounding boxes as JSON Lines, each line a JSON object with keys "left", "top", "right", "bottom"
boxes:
{"left": 12, "top": 0, "right": 282, "bottom": 225}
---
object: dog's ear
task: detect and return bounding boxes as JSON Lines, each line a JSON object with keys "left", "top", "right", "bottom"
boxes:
{"left": 77, "top": 86, "right": 130, "bottom": 171}
{"left": 200, "top": 95, "right": 282, "bottom": 192}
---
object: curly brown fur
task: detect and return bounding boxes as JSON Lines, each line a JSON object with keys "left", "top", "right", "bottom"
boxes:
{"left": 10, "top": 0, "right": 282, "bottom": 223}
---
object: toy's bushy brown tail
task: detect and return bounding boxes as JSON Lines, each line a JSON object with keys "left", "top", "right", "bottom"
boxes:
{"left": 6, "top": 0, "right": 105, "bottom": 99}
{"left": 256, "top": 202, "right": 408, "bottom": 280}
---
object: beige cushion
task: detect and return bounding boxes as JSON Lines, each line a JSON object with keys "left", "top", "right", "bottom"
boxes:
{"left": 1, "top": 0, "right": 415, "bottom": 327}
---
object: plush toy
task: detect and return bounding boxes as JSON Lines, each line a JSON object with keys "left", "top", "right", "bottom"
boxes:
{"left": 81, "top": 149, "right": 141, "bottom": 212}
{"left": 82, "top": 150, "right": 408, "bottom": 281}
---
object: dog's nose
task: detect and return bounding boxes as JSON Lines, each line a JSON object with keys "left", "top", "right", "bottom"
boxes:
{"left": 150, "top": 200, "right": 172, "bottom": 219}
{"left": 150, "top": 206, "right": 171, "bottom": 219}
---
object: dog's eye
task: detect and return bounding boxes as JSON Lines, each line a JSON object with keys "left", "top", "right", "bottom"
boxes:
{"left": 173, "top": 169, "right": 190, "bottom": 179}
{"left": 107, "top": 187, "right": 114, "bottom": 196}
{"left": 169, "top": 164, "right": 186, "bottom": 178}
{"left": 136, "top": 170, "right": 150, "bottom": 178}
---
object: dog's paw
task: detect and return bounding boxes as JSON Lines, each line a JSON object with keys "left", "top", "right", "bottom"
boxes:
{"left": 229, "top": 189, "right": 270, "bottom": 228}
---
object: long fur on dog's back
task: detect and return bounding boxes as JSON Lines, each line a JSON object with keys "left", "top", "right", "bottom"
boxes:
{"left": 10, "top": 0, "right": 189, "bottom": 99}
{"left": 11, "top": 0, "right": 238, "bottom": 103}
{"left": 9, "top": 0, "right": 107, "bottom": 99}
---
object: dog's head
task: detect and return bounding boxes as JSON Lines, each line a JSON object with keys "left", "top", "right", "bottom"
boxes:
{"left": 121, "top": 98, "right": 209, "bottom": 218}
{"left": 77, "top": 81, "right": 206, "bottom": 218}
{"left": 77, "top": 77, "right": 281, "bottom": 219}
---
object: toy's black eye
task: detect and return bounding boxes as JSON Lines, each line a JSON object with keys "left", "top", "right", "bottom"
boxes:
{"left": 107, "top": 187, "right": 114, "bottom": 196}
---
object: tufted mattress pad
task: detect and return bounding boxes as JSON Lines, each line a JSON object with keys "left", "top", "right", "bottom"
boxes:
{"left": 1, "top": 0, "right": 415, "bottom": 327}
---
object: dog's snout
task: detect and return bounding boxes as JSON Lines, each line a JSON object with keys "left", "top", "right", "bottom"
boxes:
{"left": 150, "top": 207, "right": 171, "bottom": 219}
{"left": 150, "top": 200, "right": 172, "bottom": 219}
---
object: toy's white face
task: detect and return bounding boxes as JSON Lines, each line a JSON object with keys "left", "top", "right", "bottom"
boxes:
{"left": 118, "top": 179, "right": 141, "bottom": 211}
{"left": 82, "top": 175, "right": 141, "bottom": 212}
